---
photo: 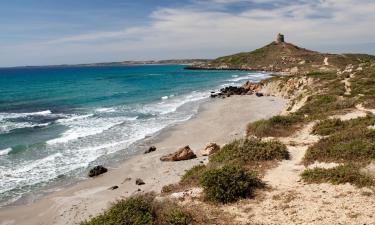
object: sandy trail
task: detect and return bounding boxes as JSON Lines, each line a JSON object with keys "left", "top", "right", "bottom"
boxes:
{"left": 229, "top": 116, "right": 375, "bottom": 225}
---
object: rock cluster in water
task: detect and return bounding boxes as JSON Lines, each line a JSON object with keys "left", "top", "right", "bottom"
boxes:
{"left": 210, "top": 83, "right": 264, "bottom": 99}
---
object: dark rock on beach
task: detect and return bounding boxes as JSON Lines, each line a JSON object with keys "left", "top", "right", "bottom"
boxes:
{"left": 108, "top": 185, "right": 119, "bottom": 190}
{"left": 256, "top": 92, "right": 264, "bottom": 97}
{"left": 144, "top": 146, "right": 157, "bottom": 154}
{"left": 88, "top": 165, "right": 108, "bottom": 177}
{"left": 136, "top": 178, "right": 145, "bottom": 185}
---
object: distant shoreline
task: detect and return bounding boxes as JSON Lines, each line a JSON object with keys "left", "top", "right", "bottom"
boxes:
{"left": 0, "top": 59, "right": 212, "bottom": 70}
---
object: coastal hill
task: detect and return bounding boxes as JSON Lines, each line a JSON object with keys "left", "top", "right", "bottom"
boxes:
{"left": 187, "top": 33, "right": 374, "bottom": 73}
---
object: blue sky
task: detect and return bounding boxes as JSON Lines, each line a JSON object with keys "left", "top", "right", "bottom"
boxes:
{"left": 1, "top": 0, "right": 375, "bottom": 67}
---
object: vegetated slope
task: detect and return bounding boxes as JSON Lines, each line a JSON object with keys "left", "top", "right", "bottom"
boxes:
{"left": 187, "top": 41, "right": 374, "bottom": 73}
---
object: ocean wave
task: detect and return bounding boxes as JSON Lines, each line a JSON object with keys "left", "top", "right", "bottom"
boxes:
{"left": 0, "top": 110, "right": 52, "bottom": 120}
{"left": 0, "top": 121, "right": 51, "bottom": 134}
{"left": 95, "top": 107, "right": 116, "bottom": 113}
{"left": 56, "top": 114, "right": 94, "bottom": 123}
{"left": 0, "top": 153, "right": 63, "bottom": 195}
{"left": 0, "top": 110, "right": 59, "bottom": 134}
{"left": 141, "top": 91, "right": 207, "bottom": 116}
{"left": 0, "top": 148, "right": 12, "bottom": 156}
{"left": 48, "top": 115, "right": 137, "bottom": 145}
{"left": 227, "top": 72, "right": 270, "bottom": 82}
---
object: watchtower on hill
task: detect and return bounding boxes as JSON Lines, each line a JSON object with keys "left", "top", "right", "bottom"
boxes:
{"left": 276, "top": 33, "right": 285, "bottom": 43}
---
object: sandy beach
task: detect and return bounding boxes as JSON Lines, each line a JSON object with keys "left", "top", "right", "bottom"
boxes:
{"left": 0, "top": 95, "right": 286, "bottom": 225}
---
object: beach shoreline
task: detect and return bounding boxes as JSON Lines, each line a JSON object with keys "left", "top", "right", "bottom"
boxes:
{"left": 0, "top": 95, "right": 286, "bottom": 225}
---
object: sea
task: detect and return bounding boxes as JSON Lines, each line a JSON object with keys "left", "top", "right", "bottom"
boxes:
{"left": 0, "top": 64, "right": 270, "bottom": 207}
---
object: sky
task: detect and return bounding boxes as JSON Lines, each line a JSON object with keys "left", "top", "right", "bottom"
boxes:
{"left": 1, "top": 0, "right": 375, "bottom": 67}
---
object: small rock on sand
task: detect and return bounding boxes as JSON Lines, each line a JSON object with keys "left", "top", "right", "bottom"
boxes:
{"left": 144, "top": 146, "right": 157, "bottom": 154}
{"left": 201, "top": 142, "right": 220, "bottom": 156}
{"left": 136, "top": 178, "right": 145, "bottom": 185}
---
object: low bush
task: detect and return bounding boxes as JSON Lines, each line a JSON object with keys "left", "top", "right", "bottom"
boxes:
{"left": 162, "top": 208, "right": 192, "bottom": 225}
{"left": 305, "top": 71, "right": 338, "bottom": 80}
{"left": 297, "top": 95, "right": 356, "bottom": 119}
{"left": 80, "top": 195, "right": 154, "bottom": 225}
{"left": 247, "top": 114, "right": 302, "bottom": 137}
{"left": 312, "top": 119, "right": 345, "bottom": 136}
{"left": 80, "top": 194, "right": 193, "bottom": 225}
{"left": 312, "top": 115, "right": 375, "bottom": 136}
{"left": 301, "top": 164, "right": 374, "bottom": 187}
{"left": 180, "top": 165, "right": 207, "bottom": 186}
{"left": 305, "top": 121, "right": 375, "bottom": 164}
{"left": 210, "top": 138, "right": 289, "bottom": 165}
{"left": 200, "top": 165, "right": 264, "bottom": 203}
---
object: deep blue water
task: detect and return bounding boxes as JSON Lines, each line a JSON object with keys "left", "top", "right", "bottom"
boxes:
{"left": 0, "top": 64, "right": 270, "bottom": 206}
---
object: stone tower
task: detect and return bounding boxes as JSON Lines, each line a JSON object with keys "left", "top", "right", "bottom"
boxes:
{"left": 276, "top": 33, "right": 285, "bottom": 43}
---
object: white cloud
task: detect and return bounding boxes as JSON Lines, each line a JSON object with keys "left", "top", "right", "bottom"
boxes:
{"left": 1, "top": 0, "right": 375, "bottom": 66}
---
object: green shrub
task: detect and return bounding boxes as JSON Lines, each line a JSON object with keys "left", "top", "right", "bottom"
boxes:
{"left": 297, "top": 95, "right": 356, "bottom": 119}
{"left": 80, "top": 195, "right": 154, "bottom": 225}
{"left": 163, "top": 208, "right": 192, "bottom": 225}
{"left": 210, "top": 138, "right": 289, "bottom": 165}
{"left": 301, "top": 164, "right": 374, "bottom": 187}
{"left": 247, "top": 114, "right": 302, "bottom": 137}
{"left": 200, "top": 165, "right": 264, "bottom": 203}
{"left": 312, "top": 115, "right": 375, "bottom": 136}
{"left": 180, "top": 165, "right": 207, "bottom": 186}
{"left": 312, "top": 119, "right": 345, "bottom": 136}
{"left": 305, "top": 125, "right": 375, "bottom": 164}
{"left": 305, "top": 71, "right": 337, "bottom": 80}
{"left": 81, "top": 195, "right": 193, "bottom": 225}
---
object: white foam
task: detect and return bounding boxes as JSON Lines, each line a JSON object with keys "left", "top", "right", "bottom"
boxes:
{"left": 0, "top": 153, "right": 63, "bottom": 195}
{"left": 142, "top": 91, "right": 207, "bottom": 116}
{"left": 227, "top": 73, "right": 268, "bottom": 82}
{"left": 96, "top": 107, "right": 116, "bottom": 113}
{"left": 0, "top": 110, "right": 55, "bottom": 134}
{"left": 28, "top": 110, "right": 52, "bottom": 116}
{"left": 0, "top": 110, "right": 52, "bottom": 120}
{"left": 56, "top": 114, "right": 93, "bottom": 123}
{"left": 161, "top": 96, "right": 169, "bottom": 100}
{"left": 0, "top": 148, "right": 11, "bottom": 156}
{"left": 48, "top": 115, "right": 137, "bottom": 145}
{"left": 0, "top": 121, "right": 50, "bottom": 134}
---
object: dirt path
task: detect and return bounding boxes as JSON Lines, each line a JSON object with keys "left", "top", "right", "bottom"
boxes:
{"left": 227, "top": 118, "right": 375, "bottom": 225}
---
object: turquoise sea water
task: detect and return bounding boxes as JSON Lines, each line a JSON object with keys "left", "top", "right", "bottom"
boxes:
{"left": 0, "top": 64, "right": 270, "bottom": 206}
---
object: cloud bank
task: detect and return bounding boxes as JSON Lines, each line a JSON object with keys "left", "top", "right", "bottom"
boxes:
{"left": 1, "top": 0, "right": 375, "bottom": 67}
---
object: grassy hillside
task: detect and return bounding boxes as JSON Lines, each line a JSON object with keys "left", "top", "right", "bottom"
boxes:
{"left": 188, "top": 41, "right": 375, "bottom": 73}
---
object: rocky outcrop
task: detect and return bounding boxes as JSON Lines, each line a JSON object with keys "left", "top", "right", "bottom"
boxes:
{"left": 210, "top": 86, "right": 253, "bottom": 98}
{"left": 201, "top": 143, "right": 220, "bottom": 156}
{"left": 88, "top": 165, "right": 108, "bottom": 177}
{"left": 242, "top": 76, "right": 314, "bottom": 99}
{"left": 160, "top": 146, "right": 197, "bottom": 161}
